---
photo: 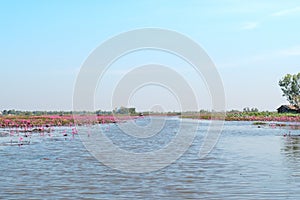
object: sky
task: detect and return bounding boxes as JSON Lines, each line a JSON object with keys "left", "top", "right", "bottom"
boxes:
{"left": 0, "top": 0, "right": 299, "bottom": 112}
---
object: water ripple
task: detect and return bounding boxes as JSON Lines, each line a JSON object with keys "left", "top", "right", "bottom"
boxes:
{"left": 0, "top": 118, "right": 299, "bottom": 199}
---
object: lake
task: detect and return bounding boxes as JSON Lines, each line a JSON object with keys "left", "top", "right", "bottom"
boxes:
{"left": 0, "top": 117, "right": 299, "bottom": 199}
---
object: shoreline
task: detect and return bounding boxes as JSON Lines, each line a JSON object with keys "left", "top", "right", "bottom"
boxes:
{"left": 180, "top": 112, "right": 300, "bottom": 122}
{"left": 1, "top": 113, "right": 299, "bottom": 129}
{"left": 0, "top": 115, "right": 139, "bottom": 129}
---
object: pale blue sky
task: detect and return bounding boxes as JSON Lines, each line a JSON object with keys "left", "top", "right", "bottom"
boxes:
{"left": 0, "top": 0, "right": 299, "bottom": 111}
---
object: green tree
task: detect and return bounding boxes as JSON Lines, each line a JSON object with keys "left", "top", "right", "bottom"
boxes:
{"left": 251, "top": 108, "right": 259, "bottom": 112}
{"left": 243, "top": 107, "right": 250, "bottom": 112}
{"left": 279, "top": 73, "right": 300, "bottom": 107}
{"left": 128, "top": 108, "right": 136, "bottom": 115}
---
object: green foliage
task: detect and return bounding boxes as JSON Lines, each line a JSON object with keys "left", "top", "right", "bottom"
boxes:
{"left": 243, "top": 107, "right": 259, "bottom": 112}
{"left": 279, "top": 72, "right": 300, "bottom": 107}
{"left": 1, "top": 110, "right": 74, "bottom": 116}
{"left": 95, "top": 110, "right": 113, "bottom": 115}
{"left": 128, "top": 108, "right": 136, "bottom": 115}
{"left": 113, "top": 107, "right": 137, "bottom": 115}
{"left": 252, "top": 122, "right": 267, "bottom": 125}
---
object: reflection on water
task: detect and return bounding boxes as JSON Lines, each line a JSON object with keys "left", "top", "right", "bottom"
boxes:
{"left": 0, "top": 117, "right": 300, "bottom": 199}
{"left": 281, "top": 135, "right": 300, "bottom": 179}
{"left": 282, "top": 136, "right": 300, "bottom": 155}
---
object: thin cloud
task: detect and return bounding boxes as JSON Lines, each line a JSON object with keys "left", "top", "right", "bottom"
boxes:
{"left": 279, "top": 46, "right": 300, "bottom": 56}
{"left": 271, "top": 7, "right": 300, "bottom": 17}
{"left": 241, "top": 22, "right": 259, "bottom": 30}
{"left": 219, "top": 45, "right": 300, "bottom": 69}
{"left": 241, "top": 6, "right": 300, "bottom": 30}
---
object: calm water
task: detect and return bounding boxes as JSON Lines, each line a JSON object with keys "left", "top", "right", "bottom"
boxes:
{"left": 0, "top": 117, "right": 300, "bottom": 199}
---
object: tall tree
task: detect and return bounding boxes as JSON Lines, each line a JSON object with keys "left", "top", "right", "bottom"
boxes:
{"left": 279, "top": 73, "right": 300, "bottom": 107}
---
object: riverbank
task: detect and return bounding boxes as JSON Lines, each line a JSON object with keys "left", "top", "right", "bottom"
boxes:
{"left": 181, "top": 112, "right": 300, "bottom": 122}
{"left": 0, "top": 115, "right": 137, "bottom": 129}
{"left": 1, "top": 112, "right": 299, "bottom": 130}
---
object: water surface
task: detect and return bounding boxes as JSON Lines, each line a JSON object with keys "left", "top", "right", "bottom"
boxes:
{"left": 0, "top": 117, "right": 299, "bottom": 199}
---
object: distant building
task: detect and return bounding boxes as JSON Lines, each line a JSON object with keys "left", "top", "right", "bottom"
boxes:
{"left": 0, "top": 111, "right": 2, "bottom": 115}
{"left": 277, "top": 105, "right": 300, "bottom": 113}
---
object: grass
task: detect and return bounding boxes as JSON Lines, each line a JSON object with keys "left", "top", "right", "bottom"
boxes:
{"left": 1, "top": 111, "right": 299, "bottom": 129}
{"left": 180, "top": 111, "right": 300, "bottom": 122}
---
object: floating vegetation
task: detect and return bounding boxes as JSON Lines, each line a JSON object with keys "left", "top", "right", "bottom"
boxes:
{"left": 0, "top": 115, "right": 138, "bottom": 129}
{"left": 252, "top": 122, "right": 300, "bottom": 130}
{"left": 252, "top": 122, "right": 267, "bottom": 125}
{"left": 0, "top": 115, "right": 139, "bottom": 147}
